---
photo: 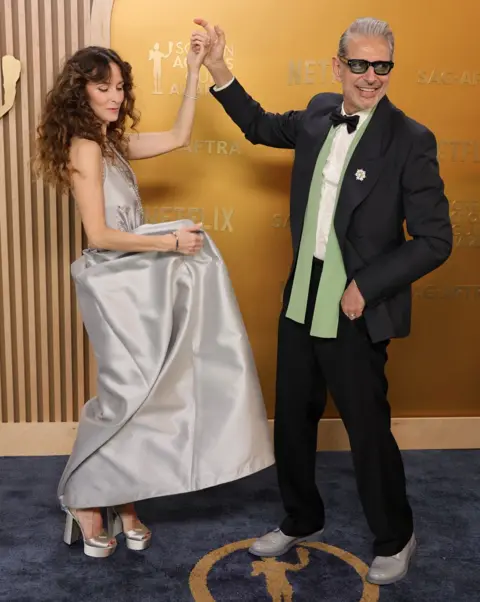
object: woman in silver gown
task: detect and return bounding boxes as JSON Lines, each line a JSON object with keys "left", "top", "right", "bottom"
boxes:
{"left": 34, "top": 37, "right": 274, "bottom": 558}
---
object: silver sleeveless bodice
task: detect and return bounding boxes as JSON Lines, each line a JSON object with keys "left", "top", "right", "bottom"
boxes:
{"left": 103, "top": 148, "right": 144, "bottom": 232}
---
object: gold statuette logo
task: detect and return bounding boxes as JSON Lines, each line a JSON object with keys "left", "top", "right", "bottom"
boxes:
{"left": 189, "top": 538, "right": 379, "bottom": 601}
{"left": 148, "top": 40, "right": 235, "bottom": 97}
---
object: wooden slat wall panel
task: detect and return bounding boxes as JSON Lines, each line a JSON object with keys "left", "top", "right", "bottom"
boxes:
{"left": 0, "top": 0, "right": 95, "bottom": 423}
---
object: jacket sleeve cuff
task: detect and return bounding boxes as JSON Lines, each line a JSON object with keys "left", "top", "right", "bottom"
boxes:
{"left": 212, "top": 77, "right": 235, "bottom": 92}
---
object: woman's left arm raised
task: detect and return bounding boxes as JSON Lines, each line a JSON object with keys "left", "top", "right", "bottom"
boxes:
{"left": 126, "top": 30, "right": 209, "bottom": 160}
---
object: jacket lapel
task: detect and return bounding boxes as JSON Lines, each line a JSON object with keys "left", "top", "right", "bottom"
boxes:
{"left": 334, "top": 96, "right": 393, "bottom": 250}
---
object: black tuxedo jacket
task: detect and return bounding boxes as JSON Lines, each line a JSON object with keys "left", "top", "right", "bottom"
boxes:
{"left": 211, "top": 79, "right": 453, "bottom": 343}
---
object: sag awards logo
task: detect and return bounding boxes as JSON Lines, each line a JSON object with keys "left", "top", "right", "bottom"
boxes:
{"left": 451, "top": 200, "right": 480, "bottom": 248}
{"left": 147, "top": 40, "right": 240, "bottom": 156}
{"left": 189, "top": 538, "right": 379, "bottom": 601}
{"left": 417, "top": 69, "right": 480, "bottom": 85}
{"left": 0, "top": 55, "right": 21, "bottom": 119}
{"left": 273, "top": 199, "right": 480, "bottom": 248}
{"left": 148, "top": 39, "right": 235, "bottom": 96}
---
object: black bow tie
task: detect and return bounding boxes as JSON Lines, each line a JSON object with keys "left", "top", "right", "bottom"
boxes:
{"left": 329, "top": 109, "right": 359, "bottom": 133}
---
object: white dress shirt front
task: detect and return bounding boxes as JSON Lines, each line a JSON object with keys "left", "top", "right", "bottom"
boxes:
{"left": 314, "top": 106, "right": 371, "bottom": 259}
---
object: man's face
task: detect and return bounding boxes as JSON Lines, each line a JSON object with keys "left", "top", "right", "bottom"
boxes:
{"left": 332, "top": 35, "right": 392, "bottom": 114}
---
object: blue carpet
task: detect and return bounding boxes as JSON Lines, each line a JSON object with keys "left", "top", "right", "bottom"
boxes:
{"left": 0, "top": 450, "right": 478, "bottom": 601}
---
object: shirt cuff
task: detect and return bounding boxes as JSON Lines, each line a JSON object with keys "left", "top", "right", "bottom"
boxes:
{"left": 213, "top": 77, "right": 235, "bottom": 92}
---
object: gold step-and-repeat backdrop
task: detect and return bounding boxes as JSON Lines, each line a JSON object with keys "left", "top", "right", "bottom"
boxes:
{"left": 0, "top": 0, "right": 477, "bottom": 425}
{"left": 111, "top": 0, "right": 480, "bottom": 418}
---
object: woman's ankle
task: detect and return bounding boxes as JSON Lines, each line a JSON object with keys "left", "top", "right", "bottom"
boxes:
{"left": 115, "top": 503, "right": 144, "bottom": 531}
{"left": 116, "top": 503, "right": 136, "bottom": 516}
{"left": 73, "top": 507, "right": 104, "bottom": 539}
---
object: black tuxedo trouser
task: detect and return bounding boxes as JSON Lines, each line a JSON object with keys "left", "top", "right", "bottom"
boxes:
{"left": 276, "top": 258, "right": 414, "bottom": 556}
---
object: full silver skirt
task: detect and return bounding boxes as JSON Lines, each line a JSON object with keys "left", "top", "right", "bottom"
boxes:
{"left": 58, "top": 220, "right": 274, "bottom": 508}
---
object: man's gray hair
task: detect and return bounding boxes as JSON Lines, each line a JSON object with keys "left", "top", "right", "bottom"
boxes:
{"left": 338, "top": 17, "right": 394, "bottom": 59}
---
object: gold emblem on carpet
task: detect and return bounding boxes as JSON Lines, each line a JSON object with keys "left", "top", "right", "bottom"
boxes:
{"left": 189, "top": 538, "right": 380, "bottom": 601}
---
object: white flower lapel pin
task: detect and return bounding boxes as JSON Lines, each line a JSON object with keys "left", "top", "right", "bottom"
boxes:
{"left": 355, "top": 169, "right": 366, "bottom": 182}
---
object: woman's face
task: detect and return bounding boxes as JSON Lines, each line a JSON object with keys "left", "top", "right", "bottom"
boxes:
{"left": 86, "top": 61, "right": 125, "bottom": 124}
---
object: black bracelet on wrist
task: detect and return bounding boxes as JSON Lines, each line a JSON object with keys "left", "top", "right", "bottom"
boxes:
{"left": 172, "top": 231, "right": 179, "bottom": 251}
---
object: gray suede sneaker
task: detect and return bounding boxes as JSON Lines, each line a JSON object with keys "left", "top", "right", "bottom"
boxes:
{"left": 248, "top": 527, "right": 324, "bottom": 557}
{"left": 366, "top": 534, "right": 417, "bottom": 585}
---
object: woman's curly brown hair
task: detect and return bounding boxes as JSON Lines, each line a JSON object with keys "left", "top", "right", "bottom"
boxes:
{"left": 34, "top": 46, "right": 139, "bottom": 189}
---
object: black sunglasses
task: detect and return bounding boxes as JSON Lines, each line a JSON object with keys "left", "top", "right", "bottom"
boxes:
{"left": 339, "top": 56, "right": 394, "bottom": 75}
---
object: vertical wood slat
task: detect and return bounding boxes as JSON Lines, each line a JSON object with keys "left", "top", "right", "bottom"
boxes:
{"left": 0, "top": 0, "right": 95, "bottom": 423}
{"left": 0, "top": 3, "right": 15, "bottom": 423}
{"left": 4, "top": 0, "right": 27, "bottom": 422}
{"left": 78, "top": 0, "right": 91, "bottom": 421}
{"left": 83, "top": 0, "right": 91, "bottom": 47}
{"left": 87, "top": 0, "right": 99, "bottom": 406}
{"left": 17, "top": 0, "right": 38, "bottom": 422}
{"left": 30, "top": 0, "right": 50, "bottom": 423}
{"left": 56, "top": 0, "right": 74, "bottom": 422}
{"left": 43, "top": 0, "right": 62, "bottom": 422}
{"left": 69, "top": 0, "right": 85, "bottom": 423}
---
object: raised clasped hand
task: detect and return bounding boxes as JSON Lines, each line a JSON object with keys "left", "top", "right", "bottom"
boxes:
{"left": 192, "top": 18, "right": 226, "bottom": 68}
{"left": 187, "top": 31, "right": 211, "bottom": 72}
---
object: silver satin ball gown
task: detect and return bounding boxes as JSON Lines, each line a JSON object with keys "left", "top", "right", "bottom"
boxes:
{"left": 57, "top": 148, "right": 274, "bottom": 509}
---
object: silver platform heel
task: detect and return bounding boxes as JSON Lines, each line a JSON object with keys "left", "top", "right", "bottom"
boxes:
{"left": 108, "top": 507, "right": 152, "bottom": 551}
{"left": 63, "top": 508, "right": 117, "bottom": 558}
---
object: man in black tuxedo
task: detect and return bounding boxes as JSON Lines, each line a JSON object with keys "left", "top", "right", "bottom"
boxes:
{"left": 194, "top": 17, "right": 452, "bottom": 584}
